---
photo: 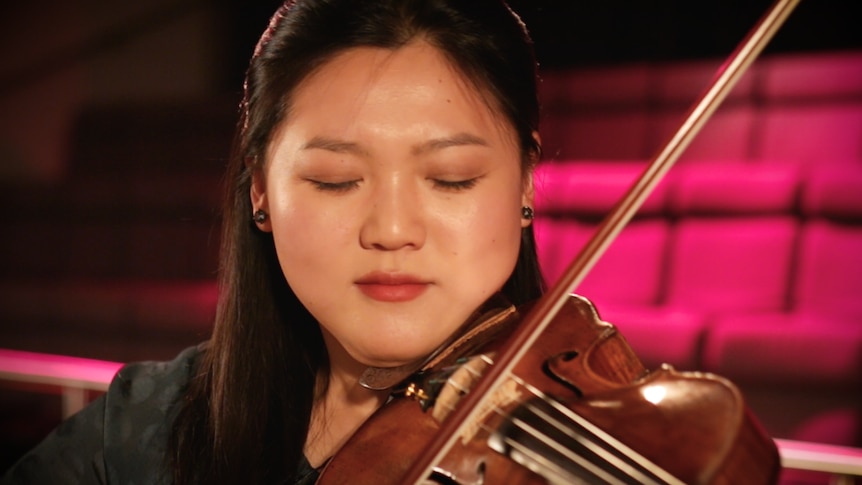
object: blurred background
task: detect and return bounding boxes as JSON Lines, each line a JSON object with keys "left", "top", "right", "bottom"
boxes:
{"left": 1, "top": 0, "right": 860, "bottom": 480}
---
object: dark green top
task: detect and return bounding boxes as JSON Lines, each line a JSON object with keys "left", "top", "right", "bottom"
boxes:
{"left": 1, "top": 345, "right": 318, "bottom": 484}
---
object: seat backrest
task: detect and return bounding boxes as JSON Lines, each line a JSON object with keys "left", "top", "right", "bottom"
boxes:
{"left": 795, "top": 163, "right": 862, "bottom": 319}
{"left": 664, "top": 162, "right": 802, "bottom": 313}
{"left": 533, "top": 161, "right": 670, "bottom": 307}
{"left": 665, "top": 217, "right": 798, "bottom": 313}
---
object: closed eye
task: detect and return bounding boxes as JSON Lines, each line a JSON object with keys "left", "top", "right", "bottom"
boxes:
{"left": 307, "top": 179, "right": 361, "bottom": 193}
{"left": 430, "top": 177, "right": 481, "bottom": 192}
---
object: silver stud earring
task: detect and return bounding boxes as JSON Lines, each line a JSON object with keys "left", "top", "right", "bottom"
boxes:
{"left": 521, "top": 206, "right": 534, "bottom": 220}
{"left": 253, "top": 209, "right": 268, "bottom": 223}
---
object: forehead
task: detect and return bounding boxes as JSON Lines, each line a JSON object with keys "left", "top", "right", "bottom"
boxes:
{"left": 282, "top": 41, "right": 513, "bottom": 137}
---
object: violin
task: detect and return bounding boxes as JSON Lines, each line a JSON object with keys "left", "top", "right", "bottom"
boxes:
{"left": 317, "top": 0, "right": 799, "bottom": 483}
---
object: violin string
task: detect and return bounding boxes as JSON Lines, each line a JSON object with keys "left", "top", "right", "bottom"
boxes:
{"left": 492, "top": 410, "right": 633, "bottom": 485}
{"left": 432, "top": 368, "right": 682, "bottom": 485}
{"left": 434, "top": 374, "right": 622, "bottom": 483}
{"left": 481, "top": 358, "right": 676, "bottom": 483}
{"left": 434, "top": 361, "right": 620, "bottom": 481}
{"left": 508, "top": 375, "right": 682, "bottom": 485}
{"left": 433, "top": 382, "right": 646, "bottom": 484}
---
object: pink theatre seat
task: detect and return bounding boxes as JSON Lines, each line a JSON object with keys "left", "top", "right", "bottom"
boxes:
{"left": 702, "top": 310, "right": 862, "bottom": 447}
{"left": 532, "top": 161, "right": 703, "bottom": 369}
{"left": 533, "top": 161, "right": 670, "bottom": 303}
{"left": 575, "top": 220, "right": 670, "bottom": 308}
{"left": 532, "top": 217, "right": 593, "bottom": 287}
{"left": 653, "top": 106, "right": 757, "bottom": 162}
{"left": 666, "top": 218, "right": 798, "bottom": 313}
{"left": 533, "top": 160, "right": 668, "bottom": 216}
{"left": 703, "top": 313, "right": 862, "bottom": 387}
{"left": 797, "top": 162, "right": 862, "bottom": 319}
{"left": 795, "top": 221, "right": 862, "bottom": 320}
{"left": 757, "top": 104, "right": 862, "bottom": 163}
{"left": 533, "top": 217, "right": 669, "bottom": 308}
{"left": 701, "top": 162, "right": 862, "bottom": 447}
{"left": 538, "top": 66, "right": 651, "bottom": 160}
{"left": 756, "top": 51, "right": 862, "bottom": 163}
{"left": 665, "top": 162, "right": 801, "bottom": 314}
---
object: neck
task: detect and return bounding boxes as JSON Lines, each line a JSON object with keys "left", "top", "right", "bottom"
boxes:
{"left": 304, "top": 350, "right": 389, "bottom": 468}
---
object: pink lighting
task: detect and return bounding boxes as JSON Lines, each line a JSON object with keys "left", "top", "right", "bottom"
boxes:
{"left": 531, "top": 49, "right": 862, "bottom": 457}
{"left": 0, "top": 349, "right": 122, "bottom": 390}
{"left": 0, "top": 44, "right": 860, "bottom": 482}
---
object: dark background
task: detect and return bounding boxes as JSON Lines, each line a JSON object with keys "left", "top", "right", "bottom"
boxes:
{"left": 221, "top": 0, "right": 860, "bottom": 88}
{"left": 0, "top": 0, "right": 859, "bottom": 476}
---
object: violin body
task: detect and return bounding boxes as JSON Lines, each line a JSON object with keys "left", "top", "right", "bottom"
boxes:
{"left": 317, "top": 295, "right": 780, "bottom": 484}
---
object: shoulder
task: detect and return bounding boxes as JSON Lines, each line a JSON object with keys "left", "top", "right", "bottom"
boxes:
{"left": 102, "top": 344, "right": 203, "bottom": 483}
{"left": 1, "top": 394, "right": 108, "bottom": 484}
{"left": 1, "top": 345, "right": 204, "bottom": 485}
{"left": 107, "top": 344, "right": 201, "bottom": 413}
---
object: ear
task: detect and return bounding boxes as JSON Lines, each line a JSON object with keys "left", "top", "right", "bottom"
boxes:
{"left": 521, "top": 166, "right": 535, "bottom": 228}
{"left": 250, "top": 167, "right": 273, "bottom": 232}
{"left": 521, "top": 131, "right": 540, "bottom": 228}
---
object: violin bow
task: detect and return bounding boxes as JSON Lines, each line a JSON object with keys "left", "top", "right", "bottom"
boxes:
{"left": 402, "top": 0, "right": 802, "bottom": 482}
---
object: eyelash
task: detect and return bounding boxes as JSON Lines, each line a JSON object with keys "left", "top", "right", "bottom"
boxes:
{"left": 309, "top": 180, "right": 361, "bottom": 193}
{"left": 307, "top": 177, "right": 480, "bottom": 193}
{"left": 431, "top": 178, "right": 480, "bottom": 191}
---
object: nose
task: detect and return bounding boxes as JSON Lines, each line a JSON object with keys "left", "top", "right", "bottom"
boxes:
{"left": 359, "top": 176, "right": 426, "bottom": 251}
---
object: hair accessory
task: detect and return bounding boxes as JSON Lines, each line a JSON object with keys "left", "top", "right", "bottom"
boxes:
{"left": 253, "top": 209, "right": 268, "bottom": 224}
{"left": 521, "top": 206, "right": 534, "bottom": 220}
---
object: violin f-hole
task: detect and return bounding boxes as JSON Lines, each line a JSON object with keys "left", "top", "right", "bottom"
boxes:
{"left": 543, "top": 350, "right": 584, "bottom": 398}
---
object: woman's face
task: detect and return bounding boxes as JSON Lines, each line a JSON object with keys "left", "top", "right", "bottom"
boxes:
{"left": 253, "top": 41, "right": 533, "bottom": 372}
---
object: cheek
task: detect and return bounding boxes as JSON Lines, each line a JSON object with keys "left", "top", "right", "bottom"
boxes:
{"left": 270, "top": 208, "right": 355, "bottom": 318}
{"left": 268, "top": 192, "right": 345, "bottom": 281}
{"left": 474, "top": 179, "right": 524, "bottom": 240}
{"left": 268, "top": 176, "right": 353, "bottom": 242}
{"left": 446, "top": 186, "right": 524, "bottom": 281}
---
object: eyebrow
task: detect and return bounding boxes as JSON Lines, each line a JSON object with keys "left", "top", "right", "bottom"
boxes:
{"left": 301, "top": 133, "right": 489, "bottom": 157}
{"left": 412, "top": 133, "right": 489, "bottom": 156}
{"left": 302, "top": 136, "right": 370, "bottom": 156}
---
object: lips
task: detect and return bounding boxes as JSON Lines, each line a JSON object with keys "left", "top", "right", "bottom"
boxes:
{"left": 355, "top": 272, "right": 430, "bottom": 302}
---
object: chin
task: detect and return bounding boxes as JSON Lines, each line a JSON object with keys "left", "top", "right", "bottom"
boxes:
{"left": 356, "top": 343, "right": 439, "bottom": 369}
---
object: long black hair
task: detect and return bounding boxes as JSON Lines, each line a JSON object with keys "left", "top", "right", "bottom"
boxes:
{"left": 168, "top": 1, "right": 544, "bottom": 482}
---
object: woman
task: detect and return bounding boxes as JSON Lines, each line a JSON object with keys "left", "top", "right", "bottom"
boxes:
{"left": 2, "top": 0, "right": 543, "bottom": 483}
